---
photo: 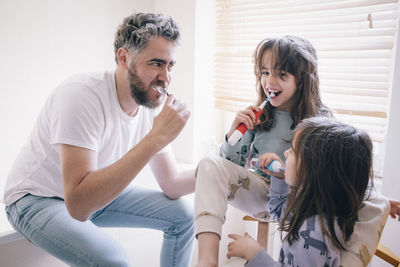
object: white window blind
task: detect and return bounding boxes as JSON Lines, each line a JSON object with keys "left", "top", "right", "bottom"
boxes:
{"left": 214, "top": 0, "right": 400, "bottom": 178}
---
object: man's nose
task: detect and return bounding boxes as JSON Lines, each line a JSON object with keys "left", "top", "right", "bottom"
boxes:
{"left": 157, "top": 66, "right": 170, "bottom": 83}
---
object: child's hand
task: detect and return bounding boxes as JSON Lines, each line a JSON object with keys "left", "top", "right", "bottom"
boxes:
{"left": 227, "top": 105, "right": 260, "bottom": 138}
{"left": 258, "top": 153, "right": 285, "bottom": 179}
{"left": 389, "top": 199, "right": 400, "bottom": 221}
{"left": 227, "top": 232, "right": 262, "bottom": 261}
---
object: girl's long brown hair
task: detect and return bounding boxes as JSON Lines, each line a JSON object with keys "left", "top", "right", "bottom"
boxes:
{"left": 281, "top": 116, "right": 373, "bottom": 249}
{"left": 253, "top": 36, "right": 331, "bottom": 131}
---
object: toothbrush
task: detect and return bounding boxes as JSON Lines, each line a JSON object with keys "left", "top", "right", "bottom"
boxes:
{"left": 227, "top": 93, "right": 275, "bottom": 145}
{"left": 152, "top": 86, "right": 169, "bottom": 96}
{"left": 162, "top": 86, "right": 169, "bottom": 96}
{"left": 250, "top": 158, "right": 285, "bottom": 172}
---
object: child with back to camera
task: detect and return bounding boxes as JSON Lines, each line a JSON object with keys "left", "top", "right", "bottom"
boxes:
{"left": 195, "top": 36, "right": 390, "bottom": 267}
{"left": 226, "top": 116, "right": 390, "bottom": 266}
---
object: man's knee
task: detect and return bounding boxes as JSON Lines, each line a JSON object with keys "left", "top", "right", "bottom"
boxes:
{"left": 84, "top": 244, "right": 130, "bottom": 267}
{"left": 94, "top": 253, "right": 130, "bottom": 267}
{"left": 165, "top": 198, "right": 194, "bottom": 236}
{"left": 178, "top": 198, "right": 195, "bottom": 227}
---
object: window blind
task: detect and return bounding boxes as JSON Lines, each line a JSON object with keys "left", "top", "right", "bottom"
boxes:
{"left": 214, "top": 0, "right": 400, "bottom": 178}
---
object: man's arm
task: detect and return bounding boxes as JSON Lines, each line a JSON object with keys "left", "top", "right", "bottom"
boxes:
{"left": 61, "top": 133, "right": 164, "bottom": 221}
{"left": 149, "top": 151, "right": 195, "bottom": 199}
{"left": 61, "top": 95, "right": 190, "bottom": 221}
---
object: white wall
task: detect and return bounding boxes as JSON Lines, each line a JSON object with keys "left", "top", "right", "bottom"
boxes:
{"left": 152, "top": 0, "right": 223, "bottom": 164}
{"left": 193, "top": 0, "right": 225, "bottom": 160}
{"left": 0, "top": 0, "right": 215, "bottom": 176}
{"left": 153, "top": 0, "right": 196, "bottom": 164}
{"left": 374, "top": 18, "right": 400, "bottom": 264}
{"left": 0, "top": 0, "right": 153, "bottom": 197}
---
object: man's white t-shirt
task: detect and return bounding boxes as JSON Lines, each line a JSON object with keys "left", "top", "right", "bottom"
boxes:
{"left": 3, "top": 71, "right": 170, "bottom": 205}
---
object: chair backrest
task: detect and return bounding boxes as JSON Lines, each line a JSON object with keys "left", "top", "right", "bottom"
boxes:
{"left": 375, "top": 243, "right": 400, "bottom": 267}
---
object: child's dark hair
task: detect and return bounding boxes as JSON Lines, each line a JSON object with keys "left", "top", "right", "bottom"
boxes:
{"left": 281, "top": 116, "right": 373, "bottom": 250}
{"left": 254, "top": 36, "right": 331, "bottom": 131}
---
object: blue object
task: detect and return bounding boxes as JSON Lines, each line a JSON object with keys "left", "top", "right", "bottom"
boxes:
{"left": 250, "top": 158, "right": 283, "bottom": 172}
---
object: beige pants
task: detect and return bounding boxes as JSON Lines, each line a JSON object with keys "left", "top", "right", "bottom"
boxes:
{"left": 194, "top": 155, "right": 270, "bottom": 238}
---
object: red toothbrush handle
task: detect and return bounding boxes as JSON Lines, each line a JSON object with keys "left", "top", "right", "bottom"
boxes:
{"left": 236, "top": 108, "right": 263, "bottom": 133}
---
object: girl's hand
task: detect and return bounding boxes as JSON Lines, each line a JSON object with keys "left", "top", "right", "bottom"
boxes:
{"left": 227, "top": 232, "right": 262, "bottom": 261}
{"left": 389, "top": 199, "right": 400, "bottom": 221}
{"left": 227, "top": 105, "right": 260, "bottom": 140}
{"left": 258, "top": 152, "right": 285, "bottom": 179}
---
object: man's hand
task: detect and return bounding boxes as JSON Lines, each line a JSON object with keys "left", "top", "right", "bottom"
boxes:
{"left": 151, "top": 94, "right": 190, "bottom": 146}
{"left": 227, "top": 232, "right": 262, "bottom": 261}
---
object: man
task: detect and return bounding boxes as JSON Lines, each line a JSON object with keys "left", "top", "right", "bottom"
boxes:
{"left": 3, "top": 12, "right": 195, "bottom": 266}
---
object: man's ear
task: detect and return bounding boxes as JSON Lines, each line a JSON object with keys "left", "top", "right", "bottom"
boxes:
{"left": 117, "top": 47, "right": 130, "bottom": 67}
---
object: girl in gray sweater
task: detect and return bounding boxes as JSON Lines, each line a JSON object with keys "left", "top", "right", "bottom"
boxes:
{"left": 195, "top": 36, "right": 331, "bottom": 266}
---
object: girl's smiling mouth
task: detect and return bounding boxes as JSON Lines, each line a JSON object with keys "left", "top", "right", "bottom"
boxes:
{"left": 268, "top": 89, "right": 281, "bottom": 98}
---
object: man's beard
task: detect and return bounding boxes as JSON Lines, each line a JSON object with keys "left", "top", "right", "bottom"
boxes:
{"left": 128, "top": 64, "right": 163, "bottom": 109}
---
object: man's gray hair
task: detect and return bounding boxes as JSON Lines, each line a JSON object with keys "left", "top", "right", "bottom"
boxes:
{"left": 114, "top": 12, "right": 181, "bottom": 63}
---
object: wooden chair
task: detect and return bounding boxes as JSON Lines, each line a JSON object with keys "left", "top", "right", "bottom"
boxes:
{"left": 242, "top": 215, "right": 270, "bottom": 250}
{"left": 243, "top": 216, "right": 400, "bottom": 266}
{"left": 375, "top": 243, "right": 400, "bottom": 267}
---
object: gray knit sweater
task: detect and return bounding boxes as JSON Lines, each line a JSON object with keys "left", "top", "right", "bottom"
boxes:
{"left": 220, "top": 110, "right": 293, "bottom": 180}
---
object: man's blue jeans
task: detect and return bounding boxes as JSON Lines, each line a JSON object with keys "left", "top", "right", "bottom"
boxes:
{"left": 5, "top": 185, "right": 194, "bottom": 267}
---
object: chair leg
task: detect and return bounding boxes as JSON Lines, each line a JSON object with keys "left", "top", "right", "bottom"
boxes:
{"left": 257, "top": 222, "right": 269, "bottom": 251}
{"left": 375, "top": 243, "right": 400, "bottom": 267}
{"left": 242, "top": 215, "right": 270, "bottom": 251}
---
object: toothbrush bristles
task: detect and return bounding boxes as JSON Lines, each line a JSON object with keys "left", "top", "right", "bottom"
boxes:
{"left": 163, "top": 87, "right": 169, "bottom": 96}
{"left": 269, "top": 92, "right": 275, "bottom": 100}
